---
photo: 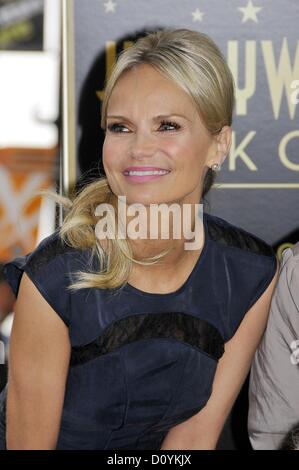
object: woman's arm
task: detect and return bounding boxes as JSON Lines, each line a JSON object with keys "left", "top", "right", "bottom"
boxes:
{"left": 6, "top": 272, "right": 71, "bottom": 450}
{"left": 160, "top": 260, "right": 280, "bottom": 450}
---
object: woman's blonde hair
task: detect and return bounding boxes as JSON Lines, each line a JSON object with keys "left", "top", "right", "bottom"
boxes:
{"left": 45, "top": 28, "right": 235, "bottom": 291}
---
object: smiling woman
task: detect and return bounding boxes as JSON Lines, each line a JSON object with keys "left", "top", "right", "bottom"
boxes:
{"left": 53, "top": 28, "right": 235, "bottom": 291}
{"left": 103, "top": 64, "right": 220, "bottom": 209}
{"left": 0, "top": 28, "right": 279, "bottom": 450}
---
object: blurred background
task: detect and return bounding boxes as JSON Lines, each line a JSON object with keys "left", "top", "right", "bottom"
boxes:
{"left": 0, "top": 0, "right": 298, "bottom": 449}
{"left": 0, "top": 0, "right": 60, "bottom": 387}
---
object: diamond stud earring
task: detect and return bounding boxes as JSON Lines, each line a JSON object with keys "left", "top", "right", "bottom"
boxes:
{"left": 211, "top": 162, "right": 221, "bottom": 172}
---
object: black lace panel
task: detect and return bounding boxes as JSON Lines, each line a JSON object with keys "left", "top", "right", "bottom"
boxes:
{"left": 27, "top": 232, "right": 75, "bottom": 276}
{"left": 206, "top": 216, "right": 275, "bottom": 257}
{"left": 70, "top": 312, "right": 225, "bottom": 367}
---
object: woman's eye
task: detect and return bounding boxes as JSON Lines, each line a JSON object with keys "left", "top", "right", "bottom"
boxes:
{"left": 159, "top": 121, "right": 181, "bottom": 131}
{"left": 107, "top": 123, "right": 129, "bottom": 133}
{"left": 106, "top": 121, "right": 181, "bottom": 133}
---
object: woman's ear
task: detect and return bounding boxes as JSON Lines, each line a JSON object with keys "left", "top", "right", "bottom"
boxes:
{"left": 206, "top": 125, "right": 232, "bottom": 169}
{"left": 216, "top": 125, "right": 232, "bottom": 166}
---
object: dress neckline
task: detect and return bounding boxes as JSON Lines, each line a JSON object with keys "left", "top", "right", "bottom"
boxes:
{"left": 124, "top": 211, "right": 209, "bottom": 297}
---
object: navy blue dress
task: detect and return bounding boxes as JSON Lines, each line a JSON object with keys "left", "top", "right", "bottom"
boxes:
{"left": 0, "top": 212, "right": 277, "bottom": 449}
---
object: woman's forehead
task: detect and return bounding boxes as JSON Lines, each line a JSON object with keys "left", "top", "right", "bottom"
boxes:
{"left": 107, "top": 65, "right": 197, "bottom": 116}
{"left": 113, "top": 64, "right": 180, "bottom": 91}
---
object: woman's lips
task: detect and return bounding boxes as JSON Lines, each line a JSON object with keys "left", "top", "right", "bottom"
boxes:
{"left": 123, "top": 171, "right": 170, "bottom": 183}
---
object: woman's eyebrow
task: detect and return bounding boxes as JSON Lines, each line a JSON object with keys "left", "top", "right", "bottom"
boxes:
{"left": 154, "top": 114, "right": 191, "bottom": 122}
{"left": 106, "top": 114, "right": 191, "bottom": 121}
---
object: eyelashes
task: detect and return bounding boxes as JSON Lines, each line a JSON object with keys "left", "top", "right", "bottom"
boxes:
{"left": 106, "top": 123, "right": 129, "bottom": 133}
{"left": 106, "top": 120, "right": 181, "bottom": 133}
{"left": 160, "top": 120, "right": 181, "bottom": 131}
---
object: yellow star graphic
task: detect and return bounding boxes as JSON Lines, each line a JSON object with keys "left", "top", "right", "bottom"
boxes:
{"left": 238, "top": 0, "right": 262, "bottom": 23}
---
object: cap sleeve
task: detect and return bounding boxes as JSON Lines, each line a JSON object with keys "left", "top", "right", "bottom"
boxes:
{"left": 3, "top": 232, "right": 72, "bottom": 327}
{"left": 227, "top": 247, "right": 278, "bottom": 340}
{"left": 244, "top": 248, "right": 278, "bottom": 313}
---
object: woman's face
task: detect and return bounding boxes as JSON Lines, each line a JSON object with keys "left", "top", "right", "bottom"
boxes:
{"left": 103, "top": 64, "right": 218, "bottom": 207}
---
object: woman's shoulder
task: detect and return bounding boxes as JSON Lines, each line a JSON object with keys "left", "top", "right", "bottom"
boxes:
{"left": 23, "top": 229, "right": 78, "bottom": 269}
{"left": 204, "top": 212, "right": 275, "bottom": 259}
{"left": 203, "top": 213, "right": 278, "bottom": 340}
{"left": 3, "top": 230, "right": 91, "bottom": 327}
{"left": 4, "top": 230, "right": 85, "bottom": 288}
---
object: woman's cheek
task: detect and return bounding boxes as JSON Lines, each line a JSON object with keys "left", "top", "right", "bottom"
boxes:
{"left": 102, "top": 140, "right": 120, "bottom": 168}
{"left": 160, "top": 140, "right": 183, "bottom": 159}
{"left": 162, "top": 133, "right": 190, "bottom": 153}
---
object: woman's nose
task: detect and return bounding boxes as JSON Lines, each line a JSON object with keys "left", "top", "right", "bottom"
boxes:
{"left": 130, "top": 130, "right": 156, "bottom": 160}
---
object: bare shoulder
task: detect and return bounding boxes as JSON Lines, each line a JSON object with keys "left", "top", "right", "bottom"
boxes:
{"left": 9, "top": 271, "right": 71, "bottom": 377}
{"left": 14, "top": 271, "right": 70, "bottom": 333}
{"left": 7, "top": 272, "right": 71, "bottom": 449}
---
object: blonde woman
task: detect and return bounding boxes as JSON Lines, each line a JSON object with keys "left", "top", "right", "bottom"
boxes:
{"left": 0, "top": 29, "right": 279, "bottom": 450}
